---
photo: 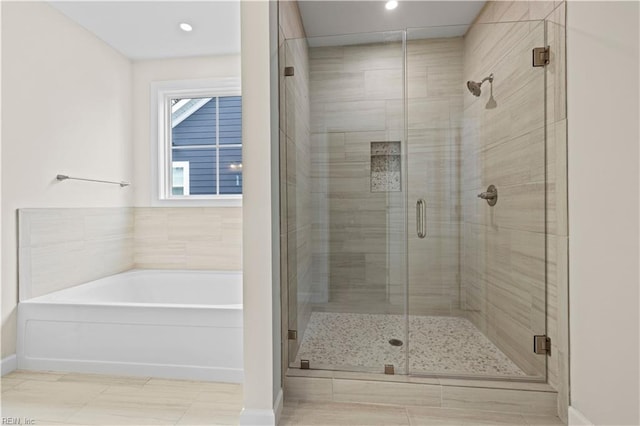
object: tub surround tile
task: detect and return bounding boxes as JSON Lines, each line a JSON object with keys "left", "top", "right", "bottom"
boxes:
{"left": 18, "top": 208, "right": 134, "bottom": 300}
{"left": 133, "top": 207, "right": 242, "bottom": 271}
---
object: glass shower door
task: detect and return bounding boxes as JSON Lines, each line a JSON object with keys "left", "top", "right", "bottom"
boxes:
{"left": 283, "top": 31, "right": 409, "bottom": 374}
{"left": 406, "top": 20, "right": 547, "bottom": 380}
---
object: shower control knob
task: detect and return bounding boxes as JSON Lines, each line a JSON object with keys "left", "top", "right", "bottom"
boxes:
{"left": 477, "top": 185, "right": 498, "bottom": 206}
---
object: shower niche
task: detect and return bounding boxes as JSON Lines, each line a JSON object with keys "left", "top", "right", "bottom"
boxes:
{"left": 371, "top": 141, "right": 402, "bottom": 192}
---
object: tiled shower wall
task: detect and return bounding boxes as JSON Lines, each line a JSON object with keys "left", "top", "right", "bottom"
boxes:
{"left": 461, "top": 15, "right": 548, "bottom": 378}
{"left": 462, "top": 0, "right": 568, "bottom": 421}
{"left": 18, "top": 207, "right": 242, "bottom": 300}
{"left": 278, "top": 0, "right": 313, "bottom": 362}
{"left": 309, "top": 40, "right": 405, "bottom": 313}
{"left": 309, "top": 38, "right": 463, "bottom": 316}
{"left": 406, "top": 38, "right": 464, "bottom": 316}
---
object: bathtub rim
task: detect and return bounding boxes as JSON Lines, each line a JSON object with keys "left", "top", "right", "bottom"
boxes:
{"left": 22, "top": 268, "right": 243, "bottom": 308}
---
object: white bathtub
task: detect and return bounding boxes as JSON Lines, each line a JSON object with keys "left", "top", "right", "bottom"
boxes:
{"left": 17, "top": 269, "right": 243, "bottom": 382}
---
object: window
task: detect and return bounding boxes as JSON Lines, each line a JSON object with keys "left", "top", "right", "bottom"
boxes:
{"left": 152, "top": 79, "right": 242, "bottom": 205}
{"left": 172, "top": 161, "right": 190, "bottom": 196}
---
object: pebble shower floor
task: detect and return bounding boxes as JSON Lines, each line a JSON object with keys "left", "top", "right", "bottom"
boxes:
{"left": 294, "top": 312, "right": 526, "bottom": 376}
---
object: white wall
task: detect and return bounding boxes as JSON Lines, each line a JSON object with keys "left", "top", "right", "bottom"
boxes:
{"left": 567, "top": 2, "right": 640, "bottom": 425}
{"left": 1, "top": 2, "right": 133, "bottom": 358}
{"left": 131, "top": 55, "right": 240, "bottom": 207}
{"left": 239, "top": 1, "right": 278, "bottom": 424}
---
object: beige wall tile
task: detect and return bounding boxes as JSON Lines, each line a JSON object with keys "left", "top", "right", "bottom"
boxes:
{"left": 279, "top": 0, "right": 305, "bottom": 40}
{"left": 133, "top": 207, "right": 242, "bottom": 270}
{"left": 442, "top": 386, "right": 557, "bottom": 416}
{"left": 283, "top": 376, "right": 332, "bottom": 402}
{"left": 334, "top": 379, "right": 441, "bottom": 407}
{"left": 407, "top": 406, "right": 527, "bottom": 425}
{"left": 19, "top": 208, "right": 134, "bottom": 299}
{"left": 281, "top": 401, "right": 410, "bottom": 425}
{"left": 461, "top": 3, "right": 566, "bottom": 388}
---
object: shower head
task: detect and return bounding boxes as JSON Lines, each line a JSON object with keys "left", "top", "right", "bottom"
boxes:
{"left": 466, "top": 81, "right": 482, "bottom": 96}
{"left": 466, "top": 73, "right": 494, "bottom": 97}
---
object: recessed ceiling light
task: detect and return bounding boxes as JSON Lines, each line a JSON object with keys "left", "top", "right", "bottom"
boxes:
{"left": 385, "top": 0, "right": 398, "bottom": 10}
{"left": 179, "top": 22, "right": 193, "bottom": 32}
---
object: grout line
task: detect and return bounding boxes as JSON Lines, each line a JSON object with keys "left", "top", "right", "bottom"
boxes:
{"left": 404, "top": 406, "right": 412, "bottom": 425}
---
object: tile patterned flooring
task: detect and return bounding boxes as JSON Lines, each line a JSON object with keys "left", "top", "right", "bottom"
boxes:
{"left": 294, "top": 313, "right": 525, "bottom": 376}
{"left": 1, "top": 371, "right": 241, "bottom": 425}
{"left": 0, "top": 370, "right": 564, "bottom": 425}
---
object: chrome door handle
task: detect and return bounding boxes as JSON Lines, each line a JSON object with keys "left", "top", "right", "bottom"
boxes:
{"left": 416, "top": 199, "right": 426, "bottom": 238}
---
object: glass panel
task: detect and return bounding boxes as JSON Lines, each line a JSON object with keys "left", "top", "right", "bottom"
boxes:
{"left": 283, "top": 19, "right": 547, "bottom": 382}
{"left": 172, "top": 148, "right": 217, "bottom": 195}
{"left": 284, "top": 31, "right": 408, "bottom": 374}
{"left": 219, "top": 147, "right": 243, "bottom": 194}
{"left": 172, "top": 164, "right": 186, "bottom": 195}
{"left": 218, "top": 96, "right": 242, "bottom": 145}
{"left": 406, "top": 20, "right": 546, "bottom": 380}
{"left": 171, "top": 97, "right": 216, "bottom": 146}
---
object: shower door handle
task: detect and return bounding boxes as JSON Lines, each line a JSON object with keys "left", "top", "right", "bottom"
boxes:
{"left": 416, "top": 199, "right": 426, "bottom": 239}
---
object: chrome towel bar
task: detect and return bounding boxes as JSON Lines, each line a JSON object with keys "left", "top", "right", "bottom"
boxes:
{"left": 56, "top": 174, "right": 130, "bottom": 187}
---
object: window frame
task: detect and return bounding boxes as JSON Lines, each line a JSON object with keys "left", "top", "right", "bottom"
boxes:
{"left": 150, "top": 78, "right": 242, "bottom": 207}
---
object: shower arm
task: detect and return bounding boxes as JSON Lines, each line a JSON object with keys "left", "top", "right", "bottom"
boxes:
{"left": 481, "top": 73, "right": 494, "bottom": 84}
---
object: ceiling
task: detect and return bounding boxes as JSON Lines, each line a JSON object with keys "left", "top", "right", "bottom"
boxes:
{"left": 49, "top": 1, "right": 240, "bottom": 60}
{"left": 298, "top": 1, "right": 486, "bottom": 46}
{"left": 49, "top": 1, "right": 484, "bottom": 57}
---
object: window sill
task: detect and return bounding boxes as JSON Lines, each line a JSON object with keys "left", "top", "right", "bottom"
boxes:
{"left": 151, "top": 196, "right": 242, "bottom": 208}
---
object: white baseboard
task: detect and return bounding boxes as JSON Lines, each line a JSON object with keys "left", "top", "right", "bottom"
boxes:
{"left": 569, "top": 406, "right": 594, "bottom": 425}
{"left": 274, "top": 388, "right": 284, "bottom": 424}
{"left": 1, "top": 354, "right": 17, "bottom": 376}
{"left": 239, "top": 408, "right": 276, "bottom": 425}
{"left": 18, "top": 356, "right": 242, "bottom": 383}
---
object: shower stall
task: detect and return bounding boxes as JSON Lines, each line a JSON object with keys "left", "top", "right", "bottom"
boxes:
{"left": 280, "top": 15, "right": 562, "bottom": 384}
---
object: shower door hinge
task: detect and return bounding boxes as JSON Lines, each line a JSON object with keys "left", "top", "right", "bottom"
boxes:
{"left": 284, "top": 66, "right": 295, "bottom": 77}
{"left": 288, "top": 330, "right": 297, "bottom": 340}
{"left": 300, "top": 359, "right": 310, "bottom": 369}
{"left": 532, "top": 46, "right": 550, "bottom": 67}
{"left": 533, "top": 335, "right": 551, "bottom": 355}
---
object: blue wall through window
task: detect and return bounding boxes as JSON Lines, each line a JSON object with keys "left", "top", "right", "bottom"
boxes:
{"left": 171, "top": 96, "right": 242, "bottom": 196}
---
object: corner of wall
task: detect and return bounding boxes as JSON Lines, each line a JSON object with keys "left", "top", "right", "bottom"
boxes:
{"left": 239, "top": 408, "right": 276, "bottom": 426}
{"left": 1, "top": 354, "right": 17, "bottom": 376}
{"left": 568, "top": 406, "right": 594, "bottom": 426}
